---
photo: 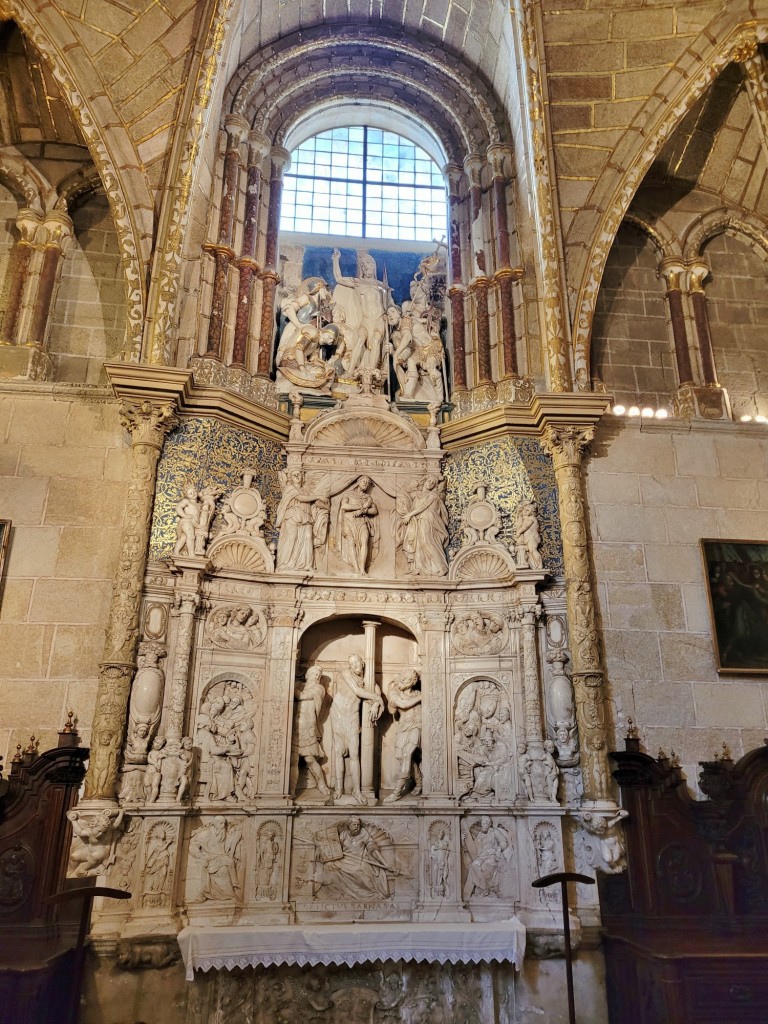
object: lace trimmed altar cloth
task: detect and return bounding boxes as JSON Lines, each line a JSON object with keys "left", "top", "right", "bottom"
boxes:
{"left": 177, "top": 919, "right": 526, "bottom": 980}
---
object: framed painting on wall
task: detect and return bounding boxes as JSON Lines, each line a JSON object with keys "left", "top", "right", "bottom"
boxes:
{"left": 701, "top": 539, "right": 768, "bottom": 674}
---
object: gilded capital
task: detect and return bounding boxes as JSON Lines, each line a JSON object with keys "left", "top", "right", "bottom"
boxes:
{"left": 688, "top": 261, "right": 710, "bottom": 294}
{"left": 541, "top": 424, "right": 594, "bottom": 468}
{"left": 119, "top": 400, "right": 179, "bottom": 448}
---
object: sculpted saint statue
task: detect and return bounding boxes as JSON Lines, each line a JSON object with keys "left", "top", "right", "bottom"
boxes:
{"left": 395, "top": 477, "right": 449, "bottom": 577}
{"left": 336, "top": 476, "right": 379, "bottom": 575}
{"left": 514, "top": 499, "right": 544, "bottom": 570}
{"left": 461, "top": 815, "right": 511, "bottom": 899}
{"left": 384, "top": 669, "right": 422, "bottom": 803}
{"left": 291, "top": 665, "right": 330, "bottom": 798}
{"left": 190, "top": 817, "right": 241, "bottom": 901}
{"left": 275, "top": 469, "right": 329, "bottom": 572}
{"left": 310, "top": 816, "right": 394, "bottom": 900}
{"left": 331, "top": 249, "right": 389, "bottom": 370}
{"left": 330, "top": 654, "right": 384, "bottom": 803}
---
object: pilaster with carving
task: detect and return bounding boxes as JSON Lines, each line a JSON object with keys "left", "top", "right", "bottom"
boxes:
{"left": 541, "top": 424, "right": 609, "bottom": 801}
{"left": 84, "top": 400, "right": 179, "bottom": 801}
{"left": 166, "top": 558, "right": 208, "bottom": 739}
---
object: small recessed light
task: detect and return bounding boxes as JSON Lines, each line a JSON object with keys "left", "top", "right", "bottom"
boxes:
{"left": 628, "top": 406, "right": 640, "bottom": 417}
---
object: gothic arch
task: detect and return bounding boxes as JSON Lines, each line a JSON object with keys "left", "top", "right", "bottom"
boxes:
{"left": 571, "top": 7, "right": 768, "bottom": 383}
{"left": 623, "top": 211, "right": 683, "bottom": 264}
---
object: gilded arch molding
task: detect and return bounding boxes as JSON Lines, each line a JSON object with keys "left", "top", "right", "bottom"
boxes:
{"left": 0, "top": 0, "right": 152, "bottom": 360}
{"left": 683, "top": 207, "right": 768, "bottom": 264}
{"left": 0, "top": 147, "right": 55, "bottom": 211}
{"left": 571, "top": 9, "right": 768, "bottom": 384}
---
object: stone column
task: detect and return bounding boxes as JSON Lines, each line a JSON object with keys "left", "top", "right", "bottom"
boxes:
{"left": 27, "top": 211, "right": 73, "bottom": 350}
{"left": 520, "top": 604, "right": 544, "bottom": 746}
{"left": 256, "top": 145, "right": 291, "bottom": 375}
{"left": 83, "top": 401, "right": 179, "bottom": 801}
{"left": 232, "top": 131, "right": 269, "bottom": 368}
{"left": 443, "top": 163, "right": 468, "bottom": 391}
{"left": 166, "top": 558, "right": 208, "bottom": 739}
{"left": 736, "top": 40, "right": 768, "bottom": 165}
{"left": 464, "top": 154, "right": 492, "bottom": 386}
{"left": 659, "top": 261, "right": 694, "bottom": 386}
{"left": 0, "top": 208, "right": 41, "bottom": 345}
{"left": 362, "top": 620, "right": 380, "bottom": 801}
{"left": 204, "top": 114, "right": 248, "bottom": 359}
{"left": 688, "top": 261, "right": 719, "bottom": 386}
{"left": 488, "top": 145, "right": 519, "bottom": 378}
{"left": 541, "top": 424, "right": 610, "bottom": 802}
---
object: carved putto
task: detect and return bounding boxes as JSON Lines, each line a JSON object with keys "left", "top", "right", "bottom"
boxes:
{"left": 207, "top": 472, "right": 274, "bottom": 573}
{"left": 67, "top": 807, "right": 125, "bottom": 877}
{"left": 513, "top": 498, "right": 544, "bottom": 570}
{"left": 205, "top": 604, "right": 267, "bottom": 650}
{"left": 174, "top": 483, "right": 219, "bottom": 557}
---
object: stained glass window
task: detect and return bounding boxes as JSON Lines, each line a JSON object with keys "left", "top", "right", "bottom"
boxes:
{"left": 281, "top": 126, "right": 446, "bottom": 242}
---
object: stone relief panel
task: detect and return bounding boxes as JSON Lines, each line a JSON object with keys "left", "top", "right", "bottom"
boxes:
{"left": 460, "top": 816, "right": 515, "bottom": 902}
{"left": 205, "top": 604, "right": 267, "bottom": 650}
{"left": 195, "top": 677, "right": 261, "bottom": 803}
{"left": 450, "top": 610, "right": 507, "bottom": 656}
{"left": 454, "top": 680, "right": 514, "bottom": 803}
{"left": 254, "top": 819, "right": 284, "bottom": 902}
{"left": 188, "top": 816, "right": 243, "bottom": 904}
{"left": 142, "top": 820, "right": 177, "bottom": 909}
{"left": 426, "top": 820, "right": 451, "bottom": 900}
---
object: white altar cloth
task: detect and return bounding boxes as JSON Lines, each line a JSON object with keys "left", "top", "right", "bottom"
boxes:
{"left": 178, "top": 919, "right": 526, "bottom": 980}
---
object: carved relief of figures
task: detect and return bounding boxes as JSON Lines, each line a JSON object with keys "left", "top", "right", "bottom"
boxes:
{"left": 255, "top": 821, "right": 282, "bottom": 900}
{"left": 454, "top": 681, "right": 513, "bottom": 802}
{"left": 336, "top": 476, "right": 379, "bottom": 575}
{"left": 518, "top": 740, "right": 560, "bottom": 804}
{"left": 577, "top": 809, "right": 629, "bottom": 874}
{"left": 461, "top": 816, "right": 513, "bottom": 900}
{"left": 394, "top": 477, "right": 449, "bottom": 577}
{"left": 206, "top": 604, "right": 266, "bottom": 650}
{"left": 291, "top": 666, "right": 331, "bottom": 798}
{"left": 143, "top": 822, "right": 174, "bottom": 905}
{"left": 124, "top": 642, "right": 166, "bottom": 765}
{"left": 196, "top": 681, "right": 259, "bottom": 803}
{"left": 427, "top": 822, "right": 450, "bottom": 898}
{"left": 275, "top": 469, "right": 330, "bottom": 572}
{"left": 533, "top": 822, "right": 558, "bottom": 879}
{"left": 158, "top": 736, "right": 194, "bottom": 803}
{"left": 275, "top": 276, "right": 335, "bottom": 390}
{"left": 451, "top": 611, "right": 506, "bottom": 656}
{"left": 513, "top": 499, "right": 543, "bottom": 570}
{"left": 383, "top": 670, "right": 422, "bottom": 803}
{"left": 144, "top": 736, "right": 165, "bottom": 802}
{"left": 173, "top": 484, "right": 219, "bottom": 557}
{"left": 67, "top": 808, "right": 125, "bottom": 877}
{"left": 330, "top": 655, "right": 384, "bottom": 804}
{"left": 190, "top": 817, "right": 242, "bottom": 901}
{"left": 303, "top": 817, "right": 397, "bottom": 900}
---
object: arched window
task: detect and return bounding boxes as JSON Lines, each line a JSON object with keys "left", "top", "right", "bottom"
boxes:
{"left": 280, "top": 126, "right": 446, "bottom": 242}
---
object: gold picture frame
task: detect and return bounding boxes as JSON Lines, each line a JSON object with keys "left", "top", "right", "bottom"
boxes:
{"left": 701, "top": 538, "right": 768, "bottom": 675}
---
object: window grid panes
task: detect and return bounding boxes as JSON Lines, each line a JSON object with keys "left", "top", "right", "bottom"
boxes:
{"left": 281, "top": 127, "right": 446, "bottom": 242}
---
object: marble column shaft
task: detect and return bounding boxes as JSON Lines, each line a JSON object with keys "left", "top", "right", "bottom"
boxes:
{"left": 257, "top": 147, "right": 290, "bottom": 375}
{"left": 166, "top": 562, "right": 207, "bottom": 739}
{"left": 520, "top": 605, "right": 544, "bottom": 745}
{"left": 84, "top": 400, "right": 179, "bottom": 801}
{"left": 688, "top": 263, "right": 718, "bottom": 386}
{"left": 232, "top": 132, "right": 269, "bottom": 368}
{"left": 0, "top": 209, "right": 40, "bottom": 344}
{"left": 472, "top": 277, "right": 492, "bottom": 385}
{"left": 488, "top": 146, "right": 518, "bottom": 377}
{"left": 659, "top": 263, "right": 693, "bottom": 386}
{"left": 362, "top": 620, "right": 380, "bottom": 799}
{"left": 541, "top": 424, "right": 610, "bottom": 801}
{"left": 27, "top": 212, "right": 73, "bottom": 350}
{"left": 443, "top": 164, "right": 467, "bottom": 391}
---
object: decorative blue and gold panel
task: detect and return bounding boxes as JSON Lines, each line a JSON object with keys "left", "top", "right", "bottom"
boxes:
{"left": 443, "top": 437, "right": 563, "bottom": 576}
{"left": 150, "top": 419, "right": 286, "bottom": 559}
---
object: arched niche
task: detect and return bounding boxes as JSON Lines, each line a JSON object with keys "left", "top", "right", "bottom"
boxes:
{"left": 453, "top": 676, "right": 516, "bottom": 804}
{"left": 295, "top": 615, "right": 420, "bottom": 802}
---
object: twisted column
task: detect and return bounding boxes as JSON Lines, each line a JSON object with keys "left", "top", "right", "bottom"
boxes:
{"left": 204, "top": 114, "right": 248, "bottom": 359}
{"left": 443, "top": 163, "right": 467, "bottom": 391}
{"left": 488, "top": 145, "right": 519, "bottom": 377}
{"left": 541, "top": 424, "right": 610, "bottom": 801}
{"left": 659, "top": 261, "right": 694, "bottom": 386}
{"left": 688, "top": 261, "right": 718, "bottom": 386}
{"left": 84, "top": 400, "right": 178, "bottom": 800}
{"left": 232, "top": 131, "right": 269, "bottom": 368}
{"left": 257, "top": 145, "right": 291, "bottom": 374}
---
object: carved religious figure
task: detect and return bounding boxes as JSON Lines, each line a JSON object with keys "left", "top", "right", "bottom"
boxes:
{"left": 330, "top": 655, "right": 384, "bottom": 804}
{"left": 461, "top": 816, "right": 512, "bottom": 900}
{"left": 336, "top": 476, "right": 379, "bottom": 575}
{"left": 533, "top": 823, "right": 558, "bottom": 879}
{"left": 276, "top": 469, "right": 329, "bottom": 572}
{"left": 394, "top": 476, "right": 449, "bottom": 577}
{"left": 305, "top": 816, "right": 396, "bottom": 900}
{"left": 144, "top": 736, "right": 165, "bottom": 802}
{"left": 291, "top": 665, "right": 330, "bottom": 798}
{"left": 158, "top": 736, "right": 194, "bottom": 803}
{"left": 275, "top": 276, "right": 335, "bottom": 390}
{"left": 578, "top": 809, "right": 629, "bottom": 874}
{"left": 331, "top": 249, "right": 389, "bottom": 371}
{"left": 451, "top": 611, "right": 505, "bottom": 656}
{"left": 389, "top": 304, "right": 445, "bottom": 403}
{"left": 144, "top": 823, "right": 173, "bottom": 897}
{"left": 546, "top": 650, "right": 580, "bottom": 767}
{"left": 455, "top": 681, "right": 513, "bottom": 802}
{"left": 173, "top": 484, "right": 219, "bottom": 557}
{"left": 196, "top": 685, "right": 258, "bottom": 803}
{"left": 513, "top": 499, "right": 544, "bottom": 570}
{"left": 256, "top": 822, "right": 281, "bottom": 900}
{"left": 383, "top": 669, "right": 422, "bottom": 803}
{"left": 190, "top": 817, "right": 242, "bottom": 901}
{"left": 428, "top": 823, "right": 450, "bottom": 898}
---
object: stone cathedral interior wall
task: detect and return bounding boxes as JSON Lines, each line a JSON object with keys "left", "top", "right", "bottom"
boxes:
{"left": 0, "top": 3, "right": 767, "bottom": 1023}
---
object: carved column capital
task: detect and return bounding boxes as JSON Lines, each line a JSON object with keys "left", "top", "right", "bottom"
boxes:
{"left": 248, "top": 129, "right": 271, "bottom": 164}
{"left": 269, "top": 145, "right": 291, "bottom": 177}
{"left": 486, "top": 143, "right": 512, "bottom": 178}
{"left": 15, "top": 207, "right": 43, "bottom": 245}
{"left": 441, "top": 162, "right": 465, "bottom": 196}
{"left": 657, "top": 259, "right": 685, "bottom": 291}
{"left": 463, "top": 152, "right": 484, "bottom": 186}
{"left": 42, "top": 210, "right": 74, "bottom": 251}
{"left": 687, "top": 260, "right": 710, "bottom": 293}
{"left": 223, "top": 112, "right": 249, "bottom": 148}
{"left": 540, "top": 424, "right": 594, "bottom": 469}
{"left": 119, "top": 400, "right": 179, "bottom": 449}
